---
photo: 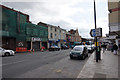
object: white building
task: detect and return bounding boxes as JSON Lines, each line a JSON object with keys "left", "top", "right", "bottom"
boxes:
{"left": 47, "top": 25, "right": 67, "bottom": 48}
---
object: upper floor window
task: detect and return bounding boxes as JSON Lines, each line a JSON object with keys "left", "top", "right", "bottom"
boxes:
{"left": 51, "top": 27, "right": 52, "bottom": 31}
{"left": 60, "top": 30, "right": 61, "bottom": 33}
{"left": 50, "top": 33, "right": 53, "bottom": 38}
{"left": 55, "top": 34, "right": 57, "bottom": 38}
{"left": 55, "top": 28, "right": 57, "bottom": 32}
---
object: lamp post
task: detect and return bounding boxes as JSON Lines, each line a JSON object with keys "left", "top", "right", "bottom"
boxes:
{"left": 93, "top": 0, "right": 98, "bottom": 62}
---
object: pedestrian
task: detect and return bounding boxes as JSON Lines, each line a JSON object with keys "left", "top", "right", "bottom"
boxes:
{"left": 102, "top": 43, "right": 106, "bottom": 53}
{"left": 113, "top": 43, "right": 118, "bottom": 55}
{"left": 110, "top": 43, "right": 114, "bottom": 52}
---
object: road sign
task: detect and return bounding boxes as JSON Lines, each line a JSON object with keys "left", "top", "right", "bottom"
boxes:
{"left": 90, "top": 29, "right": 96, "bottom": 37}
{"left": 95, "top": 28, "right": 102, "bottom": 37}
{"left": 90, "top": 28, "right": 102, "bottom": 37}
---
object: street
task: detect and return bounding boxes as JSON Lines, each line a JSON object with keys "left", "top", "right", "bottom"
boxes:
{"left": 2, "top": 49, "right": 91, "bottom": 78}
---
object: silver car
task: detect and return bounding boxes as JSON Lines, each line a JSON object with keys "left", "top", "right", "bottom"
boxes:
{"left": 86, "top": 45, "right": 94, "bottom": 53}
{"left": 0, "top": 47, "right": 15, "bottom": 56}
{"left": 70, "top": 45, "right": 88, "bottom": 60}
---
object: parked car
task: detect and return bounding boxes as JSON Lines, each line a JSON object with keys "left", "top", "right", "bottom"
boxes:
{"left": 61, "top": 45, "right": 69, "bottom": 49}
{"left": 0, "top": 47, "right": 15, "bottom": 57}
{"left": 92, "top": 44, "right": 95, "bottom": 51}
{"left": 86, "top": 45, "right": 94, "bottom": 53}
{"left": 69, "top": 45, "right": 88, "bottom": 60}
{"left": 49, "top": 45, "right": 60, "bottom": 51}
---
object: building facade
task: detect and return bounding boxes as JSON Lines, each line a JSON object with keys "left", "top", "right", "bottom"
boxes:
{"left": 1, "top": 5, "right": 48, "bottom": 52}
{"left": 26, "top": 23, "right": 48, "bottom": 51}
{"left": 1, "top": 5, "right": 29, "bottom": 51}
{"left": 67, "top": 29, "right": 82, "bottom": 48}
{"left": 108, "top": 1, "right": 120, "bottom": 48}
{"left": 47, "top": 25, "right": 67, "bottom": 48}
{"left": 68, "top": 29, "right": 82, "bottom": 42}
{"left": 66, "top": 32, "right": 74, "bottom": 48}
{"left": 37, "top": 22, "right": 67, "bottom": 48}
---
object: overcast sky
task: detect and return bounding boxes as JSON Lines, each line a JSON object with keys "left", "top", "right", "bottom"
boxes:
{"left": 1, "top": 0, "right": 109, "bottom": 38}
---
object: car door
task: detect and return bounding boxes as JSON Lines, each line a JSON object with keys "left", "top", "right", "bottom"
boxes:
{"left": 83, "top": 47, "right": 85, "bottom": 55}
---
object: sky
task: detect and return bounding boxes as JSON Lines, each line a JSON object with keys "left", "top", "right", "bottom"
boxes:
{"left": 1, "top": 0, "right": 109, "bottom": 38}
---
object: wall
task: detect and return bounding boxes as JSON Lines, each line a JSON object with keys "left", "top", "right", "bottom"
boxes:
{"left": 108, "top": 2, "right": 119, "bottom": 10}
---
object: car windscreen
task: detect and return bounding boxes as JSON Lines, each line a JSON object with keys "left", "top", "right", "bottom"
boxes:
{"left": 73, "top": 47, "right": 83, "bottom": 51}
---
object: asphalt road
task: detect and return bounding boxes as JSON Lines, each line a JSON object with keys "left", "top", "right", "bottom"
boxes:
{"left": 2, "top": 49, "right": 91, "bottom": 78}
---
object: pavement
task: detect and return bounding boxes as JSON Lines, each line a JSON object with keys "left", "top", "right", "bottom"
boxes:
{"left": 77, "top": 49, "right": 119, "bottom": 79}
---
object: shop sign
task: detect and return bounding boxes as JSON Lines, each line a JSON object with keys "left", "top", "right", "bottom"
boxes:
{"left": 18, "top": 42, "right": 24, "bottom": 47}
{"left": 49, "top": 39, "right": 58, "bottom": 41}
{"left": 32, "top": 37, "right": 41, "bottom": 41}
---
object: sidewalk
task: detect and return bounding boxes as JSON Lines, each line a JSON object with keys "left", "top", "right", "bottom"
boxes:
{"left": 77, "top": 50, "right": 119, "bottom": 78}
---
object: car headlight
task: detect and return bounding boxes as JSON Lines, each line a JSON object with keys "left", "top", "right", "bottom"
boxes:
{"left": 70, "top": 52, "right": 71, "bottom": 54}
{"left": 11, "top": 51, "right": 14, "bottom": 54}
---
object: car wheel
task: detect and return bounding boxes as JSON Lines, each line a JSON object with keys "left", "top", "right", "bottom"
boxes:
{"left": 70, "top": 55, "right": 73, "bottom": 59}
{"left": 5, "top": 52, "right": 10, "bottom": 56}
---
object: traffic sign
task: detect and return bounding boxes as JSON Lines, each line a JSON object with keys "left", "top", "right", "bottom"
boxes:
{"left": 90, "top": 28, "right": 102, "bottom": 37}
{"left": 90, "top": 29, "right": 96, "bottom": 37}
{"left": 95, "top": 28, "right": 102, "bottom": 37}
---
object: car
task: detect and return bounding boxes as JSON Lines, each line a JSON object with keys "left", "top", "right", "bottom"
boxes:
{"left": 92, "top": 44, "right": 95, "bottom": 51}
{"left": 86, "top": 45, "right": 94, "bottom": 53}
{"left": 0, "top": 47, "right": 15, "bottom": 57}
{"left": 61, "top": 45, "right": 69, "bottom": 49}
{"left": 48, "top": 45, "right": 60, "bottom": 51}
{"left": 69, "top": 45, "right": 88, "bottom": 60}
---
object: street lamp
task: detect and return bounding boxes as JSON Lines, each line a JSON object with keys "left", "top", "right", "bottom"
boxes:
{"left": 93, "top": 0, "right": 98, "bottom": 62}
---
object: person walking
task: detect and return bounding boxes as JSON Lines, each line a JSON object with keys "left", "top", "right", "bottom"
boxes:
{"left": 102, "top": 43, "right": 106, "bottom": 53}
{"left": 113, "top": 43, "right": 118, "bottom": 55}
{"left": 111, "top": 43, "right": 114, "bottom": 52}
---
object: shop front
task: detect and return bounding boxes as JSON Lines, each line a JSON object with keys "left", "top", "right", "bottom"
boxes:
{"left": 48, "top": 39, "right": 59, "bottom": 48}
{"left": 30, "top": 37, "right": 41, "bottom": 51}
{"left": 59, "top": 39, "right": 66, "bottom": 48}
